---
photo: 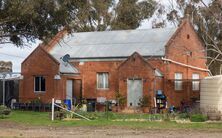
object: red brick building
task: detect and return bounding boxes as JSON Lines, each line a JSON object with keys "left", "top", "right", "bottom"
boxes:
{"left": 20, "top": 19, "right": 209, "bottom": 110}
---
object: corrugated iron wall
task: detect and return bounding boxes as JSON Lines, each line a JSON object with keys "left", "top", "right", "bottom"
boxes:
{"left": 0, "top": 80, "right": 19, "bottom": 106}
{"left": 200, "top": 76, "right": 222, "bottom": 115}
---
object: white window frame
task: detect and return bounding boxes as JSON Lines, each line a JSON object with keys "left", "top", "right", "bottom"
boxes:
{"left": 97, "top": 72, "right": 109, "bottom": 89}
{"left": 175, "top": 73, "right": 183, "bottom": 91}
{"left": 34, "top": 76, "right": 46, "bottom": 93}
{"left": 192, "top": 73, "right": 200, "bottom": 91}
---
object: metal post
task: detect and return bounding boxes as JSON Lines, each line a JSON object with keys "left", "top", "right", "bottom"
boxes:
{"left": 52, "top": 98, "right": 54, "bottom": 121}
{"left": 2, "top": 76, "right": 5, "bottom": 106}
{"left": 106, "top": 101, "right": 109, "bottom": 120}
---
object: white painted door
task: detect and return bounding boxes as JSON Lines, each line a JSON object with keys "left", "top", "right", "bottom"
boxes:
{"left": 127, "top": 79, "right": 143, "bottom": 107}
{"left": 66, "top": 80, "right": 73, "bottom": 104}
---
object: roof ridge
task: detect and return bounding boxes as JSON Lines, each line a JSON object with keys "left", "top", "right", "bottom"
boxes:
{"left": 49, "top": 27, "right": 178, "bottom": 59}
{"left": 70, "top": 27, "right": 178, "bottom": 34}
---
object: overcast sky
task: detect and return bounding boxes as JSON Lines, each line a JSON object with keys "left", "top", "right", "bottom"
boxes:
{"left": 0, "top": 0, "right": 211, "bottom": 72}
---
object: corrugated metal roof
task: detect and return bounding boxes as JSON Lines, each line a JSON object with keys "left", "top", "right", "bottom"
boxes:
{"left": 49, "top": 28, "right": 177, "bottom": 59}
{"left": 56, "top": 58, "right": 79, "bottom": 74}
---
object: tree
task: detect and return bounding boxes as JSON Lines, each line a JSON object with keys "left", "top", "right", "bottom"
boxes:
{"left": 0, "top": 0, "right": 156, "bottom": 46}
{"left": 70, "top": 0, "right": 157, "bottom": 31}
{"left": 154, "top": 0, "right": 222, "bottom": 75}
{"left": 111, "top": 0, "right": 156, "bottom": 30}
{"left": 0, "top": 0, "right": 75, "bottom": 46}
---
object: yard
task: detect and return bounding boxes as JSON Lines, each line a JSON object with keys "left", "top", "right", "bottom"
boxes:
{"left": 1, "top": 111, "right": 222, "bottom": 137}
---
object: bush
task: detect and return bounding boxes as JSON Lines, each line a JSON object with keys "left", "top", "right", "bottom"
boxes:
{"left": 190, "top": 114, "right": 207, "bottom": 122}
{"left": 139, "top": 95, "right": 151, "bottom": 107}
{"left": 178, "top": 113, "right": 190, "bottom": 119}
{"left": 54, "top": 111, "right": 65, "bottom": 120}
{"left": 0, "top": 105, "right": 11, "bottom": 118}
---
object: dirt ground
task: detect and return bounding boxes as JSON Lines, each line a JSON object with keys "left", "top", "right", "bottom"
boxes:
{"left": 0, "top": 122, "right": 222, "bottom": 138}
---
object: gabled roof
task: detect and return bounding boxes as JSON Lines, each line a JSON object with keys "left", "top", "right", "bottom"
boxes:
{"left": 22, "top": 46, "right": 60, "bottom": 65}
{"left": 49, "top": 28, "right": 177, "bottom": 60}
{"left": 118, "top": 52, "right": 155, "bottom": 70}
{"left": 23, "top": 46, "right": 79, "bottom": 74}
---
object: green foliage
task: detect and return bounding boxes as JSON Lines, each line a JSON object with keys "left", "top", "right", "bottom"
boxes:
{"left": 159, "top": 0, "right": 222, "bottom": 75}
{"left": 0, "top": 105, "right": 11, "bottom": 118}
{"left": 74, "top": 111, "right": 110, "bottom": 120}
{"left": 190, "top": 114, "right": 208, "bottom": 122}
{"left": 0, "top": 0, "right": 156, "bottom": 46}
{"left": 0, "top": 0, "right": 75, "bottom": 45}
{"left": 54, "top": 111, "right": 66, "bottom": 120}
{"left": 2, "top": 111, "right": 222, "bottom": 129}
{"left": 111, "top": 0, "right": 156, "bottom": 30}
{"left": 30, "top": 97, "right": 42, "bottom": 104}
{"left": 178, "top": 113, "right": 190, "bottom": 119}
{"left": 115, "top": 91, "right": 126, "bottom": 106}
{"left": 139, "top": 95, "right": 151, "bottom": 107}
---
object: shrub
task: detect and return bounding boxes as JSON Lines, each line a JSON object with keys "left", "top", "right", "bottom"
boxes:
{"left": 178, "top": 113, "right": 190, "bottom": 119}
{"left": 139, "top": 95, "right": 151, "bottom": 107}
{"left": 0, "top": 105, "right": 11, "bottom": 118}
{"left": 190, "top": 114, "right": 207, "bottom": 122}
{"left": 115, "top": 91, "right": 126, "bottom": 107}
{"left": 54, "top": 111, "right": 65, "bottom": 120}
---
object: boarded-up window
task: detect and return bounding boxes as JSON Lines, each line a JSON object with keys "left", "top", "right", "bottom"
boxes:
{"left": 97, "top": 73, "right": 109, "bottom": 89}
{"left": 192, "top": 73, "right": 200, "bottom": 91}
{"left": 175, "top": 73, "right": 183, "bottom": 90}
{"left": 34, "top": 76, "right": 45, "bottom": 92}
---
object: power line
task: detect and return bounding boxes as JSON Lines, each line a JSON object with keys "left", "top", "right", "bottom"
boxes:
{"left": 0, "top": 52, "right": 25, "bottom": 58}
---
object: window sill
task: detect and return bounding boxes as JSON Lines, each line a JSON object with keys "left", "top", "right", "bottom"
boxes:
{"left": 97, "top": 88, "right": 109, "bottom": 91}
{"left": 175, "top": 89, "right": 183, "bottom": 91}
{"left": 34, "top": 91, "right": 46, "bottom": 94}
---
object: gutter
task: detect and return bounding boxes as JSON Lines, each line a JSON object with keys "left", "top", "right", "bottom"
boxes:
{"left": 162, "top": 57, "right": 210, "bottom": 72}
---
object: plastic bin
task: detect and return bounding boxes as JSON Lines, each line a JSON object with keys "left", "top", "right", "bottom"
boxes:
{"left": 64, "top": 99, "right": 71, "bottom": 110}
{"left": 87, "top": 99, "right": 96, "bottom": 112}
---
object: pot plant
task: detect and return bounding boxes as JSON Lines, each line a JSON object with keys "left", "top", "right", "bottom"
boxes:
{"left": 139, "top": 95, "right": 151, "bottom": 113}
{"left": 115, "top": 91, "right": 127, "bottom": 111}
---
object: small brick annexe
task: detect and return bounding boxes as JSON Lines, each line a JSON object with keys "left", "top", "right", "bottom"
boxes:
{"left": 19, "top": 19, "right": 209, "bottom": 111}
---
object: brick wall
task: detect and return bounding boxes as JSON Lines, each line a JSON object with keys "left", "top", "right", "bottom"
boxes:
{"left": 19, "top": 20, "right": 208, "bottom": 108}
{"left": 72, "top": 60, "right": 122, "bottom": 100}
{"left": 163, "top": 20, "right": 208, "bottom": 107}
{"left": 20, "top": 46, "right": 60, "bottom": 103}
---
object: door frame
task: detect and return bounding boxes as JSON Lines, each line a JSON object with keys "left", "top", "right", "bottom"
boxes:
{"left": 66, "top": 79, "right": 74, "bottom": 106}
{"left": 127, "top": 78, "right": 143, "bottom": 107}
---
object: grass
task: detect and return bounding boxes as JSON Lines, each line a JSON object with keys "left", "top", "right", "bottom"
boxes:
{"left": 1, "top": 110, "right": 222, "bottom": 130}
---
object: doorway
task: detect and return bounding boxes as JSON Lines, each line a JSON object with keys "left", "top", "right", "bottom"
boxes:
{"left": 66, "top": 80, "right": 73, "bottom": 106}
{"left": 127, "top": 79, "right": 143, "bottom": 107}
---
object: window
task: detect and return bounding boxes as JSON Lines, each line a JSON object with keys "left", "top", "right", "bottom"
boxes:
{"left": 175, "top": 73, "right": 183, "bottom": 90}
{"left": 97, "top": 73, "right": 109, "bottom": 89}
{"left": 187, "top": 34, "right": 190, "bottom": 39}
{"left": 34, "top": 76, "right": 46, "bottom": 92}
{"left": 192, "top": 73, "right": 200, "bottom": 91}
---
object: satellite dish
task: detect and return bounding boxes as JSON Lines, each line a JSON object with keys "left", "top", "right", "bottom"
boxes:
{"left": 61, "top": 54, "right": 70, "bottom": 62}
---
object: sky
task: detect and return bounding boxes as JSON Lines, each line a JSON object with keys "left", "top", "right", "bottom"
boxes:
{"left": 0, "top": 0, "right": 212, "bottom": 72}
{"left": 0, "top": 42, "right": 39, "bottom": 72}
